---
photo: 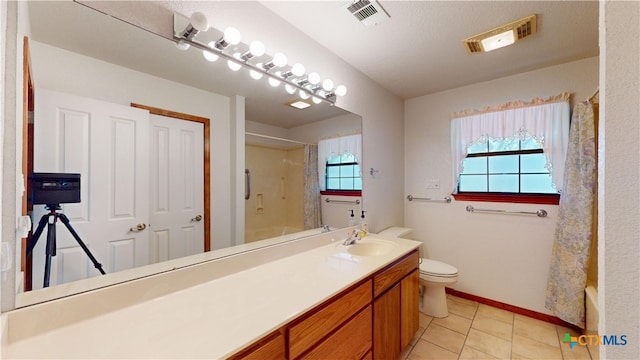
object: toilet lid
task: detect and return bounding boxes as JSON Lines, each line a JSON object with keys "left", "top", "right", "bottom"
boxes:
{"left": 420, "top": 259, "right": 458, "bottom": 276}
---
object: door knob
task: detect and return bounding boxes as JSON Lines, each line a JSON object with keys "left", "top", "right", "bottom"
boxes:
{"left": 129, "top": 223, "right": 147, "bottom": 232}
{"left": 191, "top": 215, "right": 203, "bottom": 222}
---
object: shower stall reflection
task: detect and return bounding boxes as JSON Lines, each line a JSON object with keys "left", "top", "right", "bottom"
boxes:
{"left": 245, "top": 133, "right": 316, "bottom": 243}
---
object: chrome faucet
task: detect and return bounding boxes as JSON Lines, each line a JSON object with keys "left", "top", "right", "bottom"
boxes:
{"left": 321, "top": 224, "right": 331, "bottom": 233}
{"left": 343, "top": 229, "right": 362, "bottom": 246}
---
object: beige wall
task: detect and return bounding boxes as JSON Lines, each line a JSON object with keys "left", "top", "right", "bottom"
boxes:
{"left": 600, "top": 2, "right": 639, "bottom": 358}
{"left": 404, "top": 57, "right": 599, "bottom": 314}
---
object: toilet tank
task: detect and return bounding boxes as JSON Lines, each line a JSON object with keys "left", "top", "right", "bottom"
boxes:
{"left": 377, "top": 227, "right": 413, "bottom": 239}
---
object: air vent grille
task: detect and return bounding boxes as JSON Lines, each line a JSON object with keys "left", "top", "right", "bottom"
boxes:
{"left": 464, "top": 40, "right": 483, "bottom": 54}
{"left": 345, "top": 0, "right": 390, "bottom": 28}
{"left": 516, "top": 20, "right": 534, "bottom": 40}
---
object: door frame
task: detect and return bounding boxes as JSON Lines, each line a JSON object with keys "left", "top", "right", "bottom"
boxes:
{"left": 22, "top": 37, "right": 34, "bottom": 290}
{"left": 131, "top": 103, "right": 211, "bottom": 252}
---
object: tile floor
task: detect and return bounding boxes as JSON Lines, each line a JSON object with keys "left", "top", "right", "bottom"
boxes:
{"left": 400, "top": 295, "right": 598, "bottom": 360}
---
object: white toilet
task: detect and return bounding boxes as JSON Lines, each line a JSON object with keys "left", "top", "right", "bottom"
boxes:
{"left": 377, "top": 227, "right": 459, "bottom": 318}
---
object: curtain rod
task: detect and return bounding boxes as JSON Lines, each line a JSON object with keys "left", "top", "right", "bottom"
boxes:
{"left": 245, "top": 132, "right": 314, "bottom": 145}
{"left": 588, "top": 87, "right": 599, "bottom": 102}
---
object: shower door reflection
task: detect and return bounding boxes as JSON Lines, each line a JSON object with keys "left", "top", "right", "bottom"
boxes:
{"left": 244, "top": 134, "right": 307, "bottom": 243}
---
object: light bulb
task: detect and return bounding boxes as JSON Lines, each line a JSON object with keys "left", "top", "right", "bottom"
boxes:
{"left": 299, "top": 90, "right": 310, "bottom": 100}
{"left": 322, "top": 79, "right": 334, "bottom": 91}
{"left": 285, "top": 84, "right": 297, "bottom": 94}
{"left": 190, "top": 12, "right": 209, "bottom": 32}
{"left": 175, "top": 40, "right": 190, "bottom": 51}
{"left": 308, "top": 72, "right": 320, "bottom": 85}
{"left": 203, "top": 42, "right": 219, "bottom": 62}
{"left": 335, "top": 85, "right": 347, "bottom": 96}
{"left": 291, "top": 63, "right": 305, "bottom": 77}
{"left": 268, "top": 77, "right": 281, "bottom": 87}
{"left": 249, "top": 41, "right": 265, "bottom": 57}
{"left": 224, "top": 27, "right": 241, "bottom": 45}
{"left": 272, "top": 52, "right": 287, "bottom": 67}
{"left": 249, "top": 70, "right": 263, "bottom": 80}
{"left": 227, "top": 53, "right": 242, "bottom": 71}
{"left": 312, "top": 96, "right": 322, "bottom": 104}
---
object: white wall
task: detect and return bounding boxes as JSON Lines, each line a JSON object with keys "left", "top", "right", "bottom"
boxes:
{"left": 29, "top": 41, "right": 236, "bottom": 249}
{"left": 600, "top": 2, "right": 639, "bottom": 358}
{"left": 288, "top": 112, "right": 362, "bottom": 144}
{"left": 404, "top": 57, "right": 598, "bottom": 314}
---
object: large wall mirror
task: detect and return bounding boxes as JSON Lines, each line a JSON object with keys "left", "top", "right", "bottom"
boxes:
{"left": 18, "top": 1, "right": 361, "bottom": 308}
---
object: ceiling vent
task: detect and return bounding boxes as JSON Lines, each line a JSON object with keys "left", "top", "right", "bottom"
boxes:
{"left": 345, "top": 0, "right": 390, "bottom": 28}
{"left": 463, "top": 14, "right": 537, "bottom": 54}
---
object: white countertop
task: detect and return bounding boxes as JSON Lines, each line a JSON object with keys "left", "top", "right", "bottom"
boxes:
{"left": 3, "top": 230, "right": 421, "bottom": 359}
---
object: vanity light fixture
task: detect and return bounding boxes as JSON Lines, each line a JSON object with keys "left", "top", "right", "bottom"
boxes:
{"left": 462, "top": 14, "right": 537, "bottom": 53}
{"left": 173, "top": 12, "right": 347, "bottom": 106}
{"left": 261, "top": 52, "right": 287, "bottom": 72}
{"left": 179, "top": 11, "right": 209, "bottom": 40}
{"left": 214, "top": 27, "right": 241, "bottom": 50}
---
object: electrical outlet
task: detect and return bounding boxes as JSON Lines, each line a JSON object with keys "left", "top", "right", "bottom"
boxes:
{"left": 426, "top": 179, "right": 440, "bottom": 189}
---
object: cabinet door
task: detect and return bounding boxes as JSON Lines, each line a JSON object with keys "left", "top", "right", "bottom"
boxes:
{"left": 229, "top": 332, "right": 285, "bottom": 360}
{"left": 373, "top": 284, "right": 401, "bottom": 360}
{"left": 302, "top": 305, "right": 372, "bottom": 360}
{"left": 401, "top": 269, "right": 420, "bottom": 348}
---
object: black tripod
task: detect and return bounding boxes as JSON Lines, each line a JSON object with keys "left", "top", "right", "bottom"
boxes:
{"left": 26, "top": 204, "right": 106, "bottom": 288}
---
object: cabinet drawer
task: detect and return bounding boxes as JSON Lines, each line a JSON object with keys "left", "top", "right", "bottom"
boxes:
{"left": 289, "top": 280, "right": 372, "bottom": 359}
{"left": 302, "top": 305, "right": 372, "bottom": 360}
{"left": 373, "top": 250, "right": 419, "bottom": 297}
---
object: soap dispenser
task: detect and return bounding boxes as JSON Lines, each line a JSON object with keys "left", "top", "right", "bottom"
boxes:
{"left": 359, "top": 210, "right": 368, "bottom": 236}
{"left": 348, "top": 210, "right": 357, "bottom": 226}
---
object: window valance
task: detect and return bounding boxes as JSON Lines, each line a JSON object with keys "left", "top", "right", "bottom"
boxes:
{"left": 318, "top": 134, "right": 361, "bottom": 190}
{"left": 451, "top": 93, "right": 571, "bottom": 192}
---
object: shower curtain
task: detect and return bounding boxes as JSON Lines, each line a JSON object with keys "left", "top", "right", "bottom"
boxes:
{"left": 303, "top": 144, "right": 322, "bottom": 229}
{"left": 545, "top": 101, "right": 597, "bottom": 328}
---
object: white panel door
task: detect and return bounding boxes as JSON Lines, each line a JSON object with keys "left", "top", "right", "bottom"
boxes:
{"left": 149, "top": 114, "right": 204, "bottom": 262}
{"left": 32, "top": 89, "right": 150, "bottom": 288}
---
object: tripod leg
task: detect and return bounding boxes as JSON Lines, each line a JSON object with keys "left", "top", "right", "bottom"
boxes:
{"left": 43, "top": 217, "right": 56, "bottom": 288}
{"left": 57, "top": 213, "right": 106, "bottom": 275}
{"left": 26, "top": 214, "right": 49, "bottom": 256}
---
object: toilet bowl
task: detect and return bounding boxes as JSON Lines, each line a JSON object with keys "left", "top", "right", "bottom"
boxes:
{"left": 419, "top": 259, "right": 458, "bottom": 318}
{"left": 377, "top": 227, "right": 459, "bottom": 318}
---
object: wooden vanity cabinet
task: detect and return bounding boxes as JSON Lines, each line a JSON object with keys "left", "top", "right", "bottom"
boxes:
{"left": 231, "top": 250, "right": 419, "bottom": 360}
{"left": 372, "top": 250, "right": 420, "bottom": 360}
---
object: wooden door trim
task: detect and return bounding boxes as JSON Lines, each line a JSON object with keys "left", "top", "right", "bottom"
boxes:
{"left": 23, "top": 36, "right": 34, "bottom": 290}
{"left": 131, "top": 103, "right": 211, "bottom": 252}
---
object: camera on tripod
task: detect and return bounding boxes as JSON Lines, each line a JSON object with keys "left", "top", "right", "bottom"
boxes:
{"left": 28, "top": 173, "right": 105, "bottom": 288}
{"left": 30, "top": 172, "right": 81, "bottom": 206}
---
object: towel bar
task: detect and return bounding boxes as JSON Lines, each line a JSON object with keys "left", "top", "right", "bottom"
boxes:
{"left": 465, "top": 205, "right": 547, "bottom": 217}
{"left": 406, "top": 195, "right": 452, "bottom": 203}
{"left": 325, "top": 198, "right": 360, "bottom": 205}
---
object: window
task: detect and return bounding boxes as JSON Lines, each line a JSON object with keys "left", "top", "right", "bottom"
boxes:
{"left": 318, "top": 134, "right": 361, "bottom": 194}
{"left": 325, "top": 153, "right": 362, "bottom": 191}
{"left": 450, "top": 93, "right": 570, "bottom": 204}
{"left": 458, "top": 137, "right": 556, "bottom": 194}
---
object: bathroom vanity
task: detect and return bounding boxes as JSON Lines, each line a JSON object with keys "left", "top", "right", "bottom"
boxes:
{"left": 2, "top": 228, "right": 421, "bottom": 359}
{"left": 232, "top": 249, "right": 420, "bottom": 360}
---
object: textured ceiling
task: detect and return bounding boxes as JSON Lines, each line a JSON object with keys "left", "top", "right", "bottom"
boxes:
{"left": 261, "top": 1, "right": 599, "bottom": 99}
